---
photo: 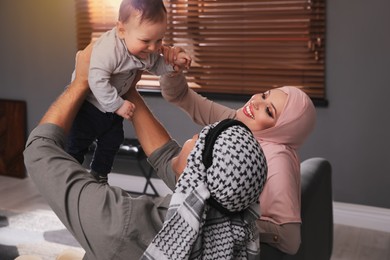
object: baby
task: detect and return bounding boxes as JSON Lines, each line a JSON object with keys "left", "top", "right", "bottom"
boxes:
{"left": 66, "top": 0, "right": 191, "bottom": 182}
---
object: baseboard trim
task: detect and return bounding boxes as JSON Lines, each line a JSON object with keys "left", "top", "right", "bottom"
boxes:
{"left": 333, "top": 201, "right": 390, "bottom": 233}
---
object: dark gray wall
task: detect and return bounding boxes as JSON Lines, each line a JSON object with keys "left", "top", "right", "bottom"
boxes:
{"left": 1, "top": 0, "right": 389, "bottom": 209}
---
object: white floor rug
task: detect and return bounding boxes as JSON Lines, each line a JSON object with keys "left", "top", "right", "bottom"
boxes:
{"left": 0, "top": 208, "right": 84, "bottom": 260}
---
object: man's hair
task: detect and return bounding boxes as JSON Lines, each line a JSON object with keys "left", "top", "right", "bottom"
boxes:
{"left": 118, "top": 0, "right": 167, "bottom": 24}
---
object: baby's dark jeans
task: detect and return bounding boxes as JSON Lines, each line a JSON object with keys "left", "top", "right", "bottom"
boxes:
{"left": 66, "top": 101, "right": 124, "bottom": 175}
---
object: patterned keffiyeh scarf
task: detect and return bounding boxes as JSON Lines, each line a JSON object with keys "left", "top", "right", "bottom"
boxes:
{"left": 142, "top": 119, "right": 267, "bottom": 260}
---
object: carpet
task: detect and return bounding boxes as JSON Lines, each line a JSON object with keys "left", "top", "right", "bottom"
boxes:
{"left": 0, "top": 208, "right": 85, "bottom": 260}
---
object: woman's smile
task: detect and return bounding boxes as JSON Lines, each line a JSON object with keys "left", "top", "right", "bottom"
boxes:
{"left": 243, "top": 102, "right": 255, "bottom": 119}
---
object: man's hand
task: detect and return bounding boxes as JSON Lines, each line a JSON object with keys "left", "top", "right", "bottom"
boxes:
{"left": 73, "top": 43, "right": 93, "bottom": 88}
{"left": 122, "top": 70, "right": 142, "bottom": 110}
{"left": 38, "top": 43, "right": 94, "bottom": 133}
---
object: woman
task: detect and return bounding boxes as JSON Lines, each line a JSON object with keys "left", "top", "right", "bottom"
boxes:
{"left": 22, "top": 46, "right": 267, "bottom": 260}
{"left": 157, "top": 52, "right": 316, "bottom": 254}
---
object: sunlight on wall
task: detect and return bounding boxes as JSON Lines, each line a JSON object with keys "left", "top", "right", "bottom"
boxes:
{"left": 106, "top": 0, "right": 121, "bottom": 9}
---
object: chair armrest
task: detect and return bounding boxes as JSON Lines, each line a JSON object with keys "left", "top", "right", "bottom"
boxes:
{"left": 294, "top": 157, "right": 333, "bottom": 260}
{"left": 261, "top": 157, "right": 333, "bottom": 260}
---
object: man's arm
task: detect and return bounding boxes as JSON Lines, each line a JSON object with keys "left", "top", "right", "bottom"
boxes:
{"left": 123, "top": 81, "right": 171, "bottom": 157}
{"left": 39, "top": 44, "right": 92, "bottom": 134}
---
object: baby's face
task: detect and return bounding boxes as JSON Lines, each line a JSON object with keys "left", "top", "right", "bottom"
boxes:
{"left": 117, "top": 11, "right": 167, "bottom": 60}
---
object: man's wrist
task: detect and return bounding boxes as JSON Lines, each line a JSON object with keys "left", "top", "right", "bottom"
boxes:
{"left": 71, "top": 78, "right": 89, "bottom": 92}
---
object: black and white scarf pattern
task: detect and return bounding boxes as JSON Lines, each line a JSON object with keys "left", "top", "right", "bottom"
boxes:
{"left": 142, "top": 120, "right": 267, "bottom": 260}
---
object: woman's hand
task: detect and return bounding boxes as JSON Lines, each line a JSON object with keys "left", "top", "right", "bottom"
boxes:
{"left": 161, "top": 46, "right": 191, "bottom": 73}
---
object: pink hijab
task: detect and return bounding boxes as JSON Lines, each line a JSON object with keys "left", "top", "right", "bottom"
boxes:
{"left": 252, "top": 86, "right": 316, "bottom": 224}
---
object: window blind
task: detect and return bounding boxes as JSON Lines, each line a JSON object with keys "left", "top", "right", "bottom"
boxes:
{"left": 75, "top": 0, "right": 326, "bottom": 99}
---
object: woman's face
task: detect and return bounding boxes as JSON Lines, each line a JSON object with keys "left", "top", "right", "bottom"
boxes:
{"left": 236, "top": 89, "right": 287, "bottom": 132}
{"left": 172, "top": 89, "right": 287, "bottom": 177}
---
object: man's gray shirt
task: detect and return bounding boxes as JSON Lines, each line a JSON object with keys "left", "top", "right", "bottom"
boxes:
{"left": 24, "top": 123, "right": 181, "bottom": 259}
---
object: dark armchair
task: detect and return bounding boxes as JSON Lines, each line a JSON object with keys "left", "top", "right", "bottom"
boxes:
{"left": 260, "top": 157, "right": 333, "bottom": 260}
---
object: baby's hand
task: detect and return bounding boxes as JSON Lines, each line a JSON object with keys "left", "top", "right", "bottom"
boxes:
{"left": 115, "top": 100, "right": 135, "bottom": 120}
